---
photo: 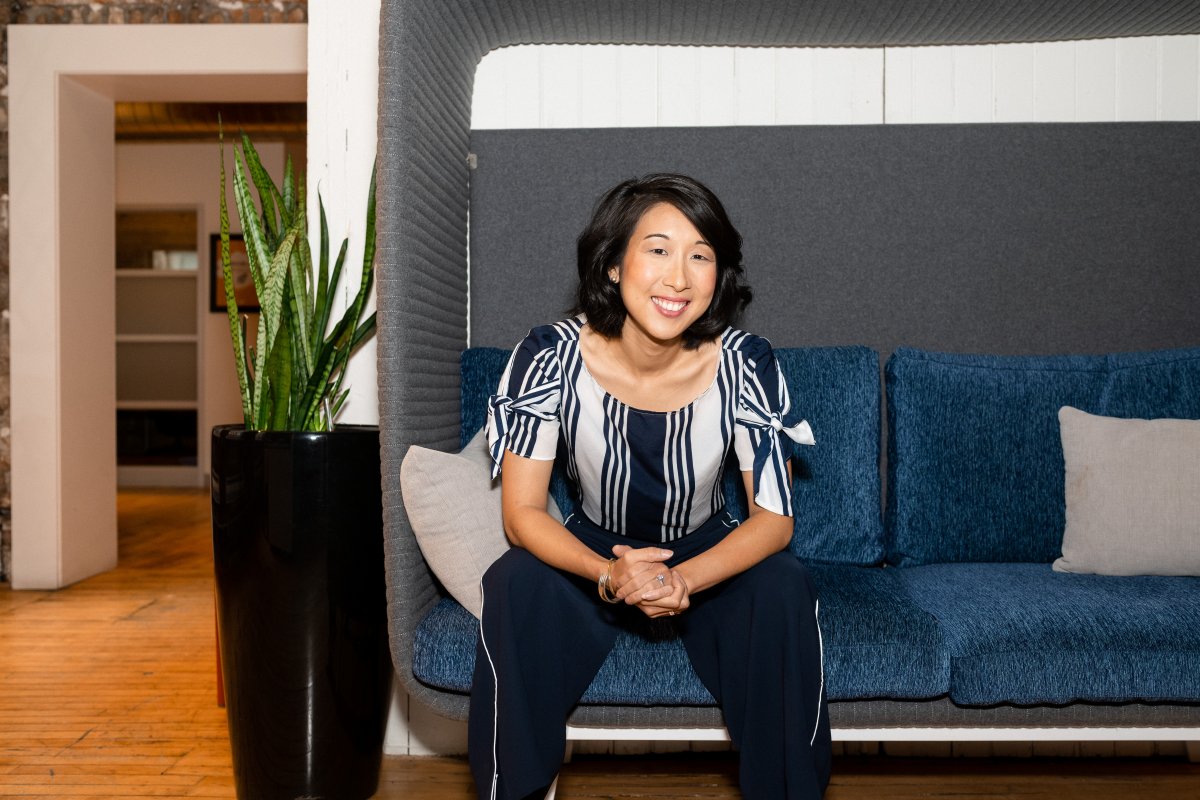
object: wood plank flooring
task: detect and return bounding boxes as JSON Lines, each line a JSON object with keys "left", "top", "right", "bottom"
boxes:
{"left": 0, "top": 488, "right": 1197, "bottom": 799}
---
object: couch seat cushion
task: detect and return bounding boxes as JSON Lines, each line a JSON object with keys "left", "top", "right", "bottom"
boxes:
{"left": 413, "top": 565, "right": 947, "bottom": 703}
{"left": 894, "top": 563, "right": 1200, "bottom": 705}
{"left": 813, "top": 566, "right": 948, "bottom": 700}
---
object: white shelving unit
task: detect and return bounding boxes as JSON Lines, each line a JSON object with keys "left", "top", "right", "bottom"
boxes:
{"left": 115, "top": 209, "right": 204, "bottom": 488}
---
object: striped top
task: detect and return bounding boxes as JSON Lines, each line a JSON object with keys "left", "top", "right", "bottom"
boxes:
{"left": 487, "top": 317, "right": 815, "bottom": 543}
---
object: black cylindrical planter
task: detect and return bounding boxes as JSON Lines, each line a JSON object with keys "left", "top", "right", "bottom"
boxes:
{"left": 211, "top": 425, "right": 393, "bottom": 800}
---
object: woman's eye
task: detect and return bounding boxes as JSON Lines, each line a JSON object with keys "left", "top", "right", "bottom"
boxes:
{"left": 691, "top": 253, "right": 714, "bottom": 262}
{"left": 650, "top": 247, "right": 668, "bottom": 256}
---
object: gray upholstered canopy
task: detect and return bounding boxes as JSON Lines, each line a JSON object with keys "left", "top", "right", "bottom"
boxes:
{"left": 376, "top": 0, "right": 1200, "bottom": 718}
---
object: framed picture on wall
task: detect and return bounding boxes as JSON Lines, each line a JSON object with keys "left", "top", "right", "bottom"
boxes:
{"left": 210, "top": 233, "right": 260, "bottom": 313}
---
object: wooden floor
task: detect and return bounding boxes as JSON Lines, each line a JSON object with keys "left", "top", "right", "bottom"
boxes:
{"left": 0, "top": 488, "right": 1196, "bottom": 799}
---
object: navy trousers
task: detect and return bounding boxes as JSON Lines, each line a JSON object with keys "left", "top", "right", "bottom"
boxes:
{"left": 468, "top": 512, "right": 831, "bottom": 800}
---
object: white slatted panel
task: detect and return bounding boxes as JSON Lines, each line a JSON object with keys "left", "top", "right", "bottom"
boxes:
{"left": 618, "top": 47, "right": 658, "bottom": 127}
{"left": 1076, "top": 39, "right": 1118, "bottom": 122}
{"left": 953, "top": 45, "right": 993, "bottom": 122}
{"left": 910, "top": 46, "right": 955, "bottom": 122}
{"left": 993, "top": 42, "right": 1038, "bottom": 121}
{"left": 1117, "top": 38, "right": 1159, "bottom": 120}
{"left": 735, "top": 48, "right": 776, "bottom": 125}
{"left": 776, "top": 48, "right": 819, "bottom": 124}
{"left": 541, "top": 45, "right": 583, "bottom": 128}
{"left": 698, "top": 47, "right": 737, "bottom": 126}
{"left": 473, "top": 36, "right": 1200, "bottom": 129}
{"left": 658, "top": 47, "right": 702, "bottom": 125}
{"left": 1161, "top": 36, "right": 1200, "bottom": 120}
{"left": 579, "top": 46, "right": 621, "bottom": 128}
{"left": 1035, "top": 42, "right": 1076, "bottom": 121}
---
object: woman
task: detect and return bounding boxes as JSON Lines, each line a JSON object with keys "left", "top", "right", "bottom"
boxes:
{"left": 470, "top": 174, "right": 831, "bottom": 800}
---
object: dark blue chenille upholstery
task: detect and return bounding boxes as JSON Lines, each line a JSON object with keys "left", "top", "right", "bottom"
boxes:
{"left": 464, "top": 344, "right": 883, "bottom": 566}
{"left": 413, "top": 565, "right": 948, "bottom": 702}
{"left": 894, "top": 563, "right": 1200, "bottom": 705}
{"left": 426, "top": 344, "right": 1200, "bottom": 708}
{"left": 885, "top": 346, "right": 1200, "bottom": 566}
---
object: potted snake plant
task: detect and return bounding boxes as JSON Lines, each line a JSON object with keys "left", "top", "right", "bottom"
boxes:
{"left": 209, "top": 131, "right": 391, "bottom": 800}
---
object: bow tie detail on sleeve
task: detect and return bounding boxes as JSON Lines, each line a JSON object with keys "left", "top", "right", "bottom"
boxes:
{"left": 486, "top": 389, "right": 559, "bottom": 478}
{"left": 736, "top": 400, "right": 815, "bottom": 515}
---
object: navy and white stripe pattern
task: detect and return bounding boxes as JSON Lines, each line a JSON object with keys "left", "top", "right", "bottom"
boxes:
{"left": 487, "top": 318, "right": 814, "bottom": 542}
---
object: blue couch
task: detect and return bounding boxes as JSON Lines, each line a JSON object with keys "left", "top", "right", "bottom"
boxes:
{"left": 407, "top": 344, "right": 1200, "bottom": 735}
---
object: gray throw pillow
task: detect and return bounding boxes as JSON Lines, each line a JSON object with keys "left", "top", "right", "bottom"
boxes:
{"left": 400, "top": 427, "right": 563, "bottom": 618}
{"left": 1053, "top": 406, "right": 1200, "bottom": 576}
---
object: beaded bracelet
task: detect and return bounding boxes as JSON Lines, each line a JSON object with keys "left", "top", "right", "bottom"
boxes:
{"left": 597, "top": 558, "right": 620, "bottom": 604}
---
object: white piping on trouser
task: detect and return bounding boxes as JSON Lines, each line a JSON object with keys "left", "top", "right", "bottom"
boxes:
{"left": 811, "top": 599, "right": 825, "bottom": 748}
{"left": 479, "top": 580, "right": 500, "bottom": 800}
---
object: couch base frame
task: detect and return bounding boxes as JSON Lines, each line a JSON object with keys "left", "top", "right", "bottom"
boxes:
{"left": 565, "top": 725, "right": 1200, "bottom": 757}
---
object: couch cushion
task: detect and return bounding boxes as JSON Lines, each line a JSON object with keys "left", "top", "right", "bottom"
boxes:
{"left": 412, "top": 564, "right": 947, "bottom": 703}
{"left": 1054, "top": 407, "right": 1200, "bottom": 576}
{"left": 885, "top": 346, "right": 1200, "bottom": 565}
{"left": 811, "top": 566, "right": 948, "bottom": 699}
{"left": 894, "top": 563, "right": 1200, "bottom": 705}
{"left": 465, "top": 345, "right": 884, "bottom": 566}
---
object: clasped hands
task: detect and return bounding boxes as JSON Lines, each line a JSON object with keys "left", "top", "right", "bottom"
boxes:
{"left": 608, "top": 545, "right": 690, "bottom": 619}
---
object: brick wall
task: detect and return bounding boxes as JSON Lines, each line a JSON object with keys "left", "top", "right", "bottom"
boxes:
{"left": 0, "top": 1, "right": 308, "bottom": 582}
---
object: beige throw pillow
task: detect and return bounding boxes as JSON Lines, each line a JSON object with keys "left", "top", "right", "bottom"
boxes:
{"left": 400, "top": 427, "right": 563, "bottom": 618}
{"left": 1053, "top": 406, "right": 1200, "bottom": 576}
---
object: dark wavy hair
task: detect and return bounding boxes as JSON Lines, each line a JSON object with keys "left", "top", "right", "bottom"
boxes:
{"left": 571, "top": 173, "right": 752, "bottom": 348}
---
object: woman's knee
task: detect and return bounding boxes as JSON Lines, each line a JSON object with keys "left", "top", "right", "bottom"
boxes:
{"left": 742, "top": 553, "right": 817, "bottom": 609}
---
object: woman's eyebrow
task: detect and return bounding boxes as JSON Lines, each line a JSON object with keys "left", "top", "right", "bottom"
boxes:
{"left": 641, "top": 232, "right": 712, "bottom": 247}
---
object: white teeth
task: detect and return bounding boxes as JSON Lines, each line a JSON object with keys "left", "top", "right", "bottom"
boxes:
{"left": 653, "top": 297, "right": 687, "bottom": 312}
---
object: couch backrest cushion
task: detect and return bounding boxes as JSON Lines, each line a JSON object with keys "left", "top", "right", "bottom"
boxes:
{"left": 885, "top": 346, "right": 1200, "bottom": 566}
{"left": 463, "top": 344, "right": 884, "bottom": 566}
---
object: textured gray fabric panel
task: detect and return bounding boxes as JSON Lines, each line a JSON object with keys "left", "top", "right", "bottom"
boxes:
{"left": 469, "top": 123, "right": 1200, "bottom": 356}
{"left": 412, "top": 694, "right": 1200, "bottom": 730}
{"left": 829, "top": 698, "right": 1200, "bottom": 729}
{"left": 377, "top": 0, "right": 1200, "bottom": 718}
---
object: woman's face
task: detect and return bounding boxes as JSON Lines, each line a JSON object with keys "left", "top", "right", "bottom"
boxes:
{"left": 609, "top": 202, "right": 717, "bottom": 345}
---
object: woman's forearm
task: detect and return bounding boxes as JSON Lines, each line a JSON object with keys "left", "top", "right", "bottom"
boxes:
{"left": 504, "top": 505, "right": 611, "bottom": 582}
{"left": 672, "top": 510, "right": 791, "bottom": 595}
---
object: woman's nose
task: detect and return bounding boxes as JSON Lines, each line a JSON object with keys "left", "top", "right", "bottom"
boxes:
{"left": 662, "top": 256, "right": 691, "bottom": 291}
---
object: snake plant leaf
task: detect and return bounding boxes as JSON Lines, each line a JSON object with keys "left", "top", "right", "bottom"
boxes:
{"left": 231, "top": 152, "right": 270, "bottom": 303}
{"left": 313, "top": 199, "right": 331, "bottom": 346}
{"left": 351, "top": 312, "right": 377, "bottom": 351}
{"left": 239, "top": 132, "right": 284, "bottom": 243}
{"left": 282, "top": 156, "right": 296, "bottom": 223}
{"left": 218, "top": 132, "right": 252, "bottom": 426}
{"left": 251, "top": 226, "right": 299, "bottom": 425}
{"left": 266, "top": 312, "right": 293, "bottom": 430}
{"left": 342, "top": 162, "right": 378, "bottom": 341}
{"left": 298, "top": 339, "right": 342, "bottom": 429}
{"left": 318, "top": 235, "right": 350, "bottom": 349}
{"left": 285, "top": 240, "right": 313, "bottom": 377}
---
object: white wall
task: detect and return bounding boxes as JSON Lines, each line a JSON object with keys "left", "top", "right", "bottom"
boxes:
{"left": 115, "top": 142, "right": 288, "bottom": 481}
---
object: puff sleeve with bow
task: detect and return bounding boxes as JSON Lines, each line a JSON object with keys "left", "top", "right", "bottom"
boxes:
{"left": 732, "top": 337, "right": 815, "bottom": 517}
{"left": 486, "top": 332, "right": 562, "bottom": 479}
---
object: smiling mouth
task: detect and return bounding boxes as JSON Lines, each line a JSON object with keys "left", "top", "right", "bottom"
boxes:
{"left": 652, "top": 297, "right": 689, "bottom": 314}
